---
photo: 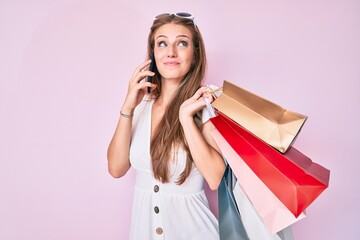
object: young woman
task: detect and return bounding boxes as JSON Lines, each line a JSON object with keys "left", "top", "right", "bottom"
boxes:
{"left": 107, "top": 13, "right": 225, "bottom": 239}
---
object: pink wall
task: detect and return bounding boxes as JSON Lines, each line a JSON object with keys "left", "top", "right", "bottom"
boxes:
{"left": 1, "top": 0, "right": 359, "bottom": 239}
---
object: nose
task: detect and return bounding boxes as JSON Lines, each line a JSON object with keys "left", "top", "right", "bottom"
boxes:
{"left": 167, "top": 44, "right": 177, "bottom": 58}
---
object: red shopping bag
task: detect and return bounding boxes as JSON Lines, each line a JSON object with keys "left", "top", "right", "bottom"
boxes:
{"left": 212, "top": 128, "right": 305, "bottom": 234}
{"left": 210, "top": 112, "right": 330, "bottom": 217}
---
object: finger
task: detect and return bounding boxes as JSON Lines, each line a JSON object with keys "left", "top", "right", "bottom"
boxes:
{"left": 202, "top": 86, "right": 213, "bottom": 93}
{"left": 145, "top": 83, "right": 158, "bottom": 95}
{"left": 191, "top": 87, "right": 208, "bottom": 100}
{"left": 198, "top": 87, "right": 216, "bottom": 102}
{"left": 137, "top": 59, "right": 152, "bottom": 72}
{"left": 136, "top": 81, "right": 156, "bottom": 91}
{"left": 188, "top": 96, "right": 209, "bottom": 113}
{"left": 149, "top": 83, "right": 157, "bottom": 91}
{"left": 131, "top": 60, "right": 152, "bottom": 78}
{"left": 132, "top": 71, "right": 155, "bottom": 84}
{"left": 202, "top": 92, "right": 215, "bottom": 103}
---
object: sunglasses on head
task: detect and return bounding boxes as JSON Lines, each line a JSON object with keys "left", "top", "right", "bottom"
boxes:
{"left": 154, "top": 12, "right": 196, "bottom": 27}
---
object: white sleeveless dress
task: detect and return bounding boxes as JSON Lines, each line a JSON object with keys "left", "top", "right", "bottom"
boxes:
{"left": 128, "top": 97, "right": 219, "bottom": 240}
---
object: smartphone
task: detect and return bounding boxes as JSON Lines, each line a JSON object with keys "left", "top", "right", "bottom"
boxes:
{"left": 147, "top": 51, "right": 156, "bottom": 94}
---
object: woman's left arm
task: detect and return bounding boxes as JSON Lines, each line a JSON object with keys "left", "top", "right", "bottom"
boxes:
{"left": 179, "top": 87, "right": 226, "bottom": 190}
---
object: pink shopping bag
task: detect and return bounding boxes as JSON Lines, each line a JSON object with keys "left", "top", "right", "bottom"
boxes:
{"left": 211, "top": 129, "right": 305, "bottom": 233}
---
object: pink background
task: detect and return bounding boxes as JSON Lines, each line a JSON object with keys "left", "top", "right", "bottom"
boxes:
{"left": 1, "top": 0, "right": 359, "bottom": 239}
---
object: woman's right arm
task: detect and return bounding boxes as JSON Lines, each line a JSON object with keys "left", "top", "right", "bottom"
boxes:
{"left": 107, "top": 60, "right": 156, "bottom": 178}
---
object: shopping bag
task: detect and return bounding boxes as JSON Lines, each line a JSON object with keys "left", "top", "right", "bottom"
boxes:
{"left": 211, "top": 112, "right": 330, "bottom": 217}
{"left": 233, "top": 181, "right": 294, "bottom": 240}
{"left": 218, "top": 164, "right": 249, "bottom": 240}
{"left": 277, "top": 226, "right": 294, "bottom": 240}
{"left": 211, "top": 80, "right": 307, "bottom": 153}
{"left": 212, "top": 128, "right": 305, "bottom": 233}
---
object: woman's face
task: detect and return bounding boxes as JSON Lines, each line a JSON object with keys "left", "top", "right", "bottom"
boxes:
{"left": 153, "top": 23, "right": 194, "bottom": 83}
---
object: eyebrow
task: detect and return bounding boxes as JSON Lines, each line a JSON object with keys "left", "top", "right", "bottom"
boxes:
{"left": 156, "top": 34, "right": 190, "bottom": 40}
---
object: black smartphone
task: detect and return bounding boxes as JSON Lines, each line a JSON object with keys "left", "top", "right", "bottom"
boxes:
{"left": 147, "top": 51, "right": 156, "bottom": 94}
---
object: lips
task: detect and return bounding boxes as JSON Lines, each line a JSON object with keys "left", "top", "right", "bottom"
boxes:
{"left": 164, "top": 61, "right": 180, "bottom": 67}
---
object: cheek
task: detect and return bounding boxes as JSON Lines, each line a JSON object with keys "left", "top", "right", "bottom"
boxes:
{"left": 183, "top": 59, "right": 193, "bottom": 72}
{"left": 181, "top": 50, "right": 194, "bottom": 64}
{"left": 183, "top": 53, "right": 194, "bottom": 71}
{"left": 154, "top": 49, "right": 166, "bottom": 63}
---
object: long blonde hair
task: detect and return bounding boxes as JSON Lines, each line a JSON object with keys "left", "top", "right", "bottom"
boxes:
{"left": 147, "top": 15, "right": 207, "bottom": 184}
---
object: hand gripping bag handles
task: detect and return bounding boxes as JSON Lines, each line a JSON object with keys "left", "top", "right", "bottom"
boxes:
{"left": 218, "top": 164, "right": 249, "bottom": 240}
{"left": 211, "top": 81, "right": 307, "bottom": 153}
{"left": 212, "top": 112, "right": 330, "bottom": 217}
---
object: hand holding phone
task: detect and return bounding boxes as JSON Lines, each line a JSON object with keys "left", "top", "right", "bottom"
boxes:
{"left": 147, "top": 51, "right": 156, "bottom": 94}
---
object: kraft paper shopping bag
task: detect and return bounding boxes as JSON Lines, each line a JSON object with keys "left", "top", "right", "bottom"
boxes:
{"left": 211, "top": 80, "right": 307, "bottom": 153}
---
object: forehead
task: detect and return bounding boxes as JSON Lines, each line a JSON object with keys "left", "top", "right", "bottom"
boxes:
{"left": 154, "top": 23, "right": 193, "bottom": 39}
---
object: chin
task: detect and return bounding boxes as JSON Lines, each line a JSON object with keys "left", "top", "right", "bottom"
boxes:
{"left": 160, "top": 72, "right": 186, "bottom": 81}
{"left": 158, "top": 67, "right": 190, "bottom": 82}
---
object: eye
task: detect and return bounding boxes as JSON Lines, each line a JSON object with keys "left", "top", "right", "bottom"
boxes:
{"left": 178, "top": 41, "right": 188, "bottom": 47}
{"left": 158, "top": 41, "right": 167, "bottom": 47}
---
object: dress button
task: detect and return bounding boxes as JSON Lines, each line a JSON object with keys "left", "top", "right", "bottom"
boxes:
{"left": 156, "top": 227, "right": 163, "bottom": 235}
{"left": 154, "top": 185, "right": 159, "bottom": 193}
{"left": 154, "top": 206, "right": 159, "bottom": 214}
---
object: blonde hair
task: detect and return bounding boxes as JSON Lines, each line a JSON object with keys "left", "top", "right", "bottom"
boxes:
{"left": 147, "top": 15, "right": 207, "bottom": 184}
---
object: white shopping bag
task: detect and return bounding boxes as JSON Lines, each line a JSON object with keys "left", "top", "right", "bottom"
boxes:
{"left": 233, "top": 181, "right": 294, "bottom": 240}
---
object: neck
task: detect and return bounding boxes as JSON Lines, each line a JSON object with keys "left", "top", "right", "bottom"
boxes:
{"left": 156, "top": 78, "right": 181, "bottom": 105}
